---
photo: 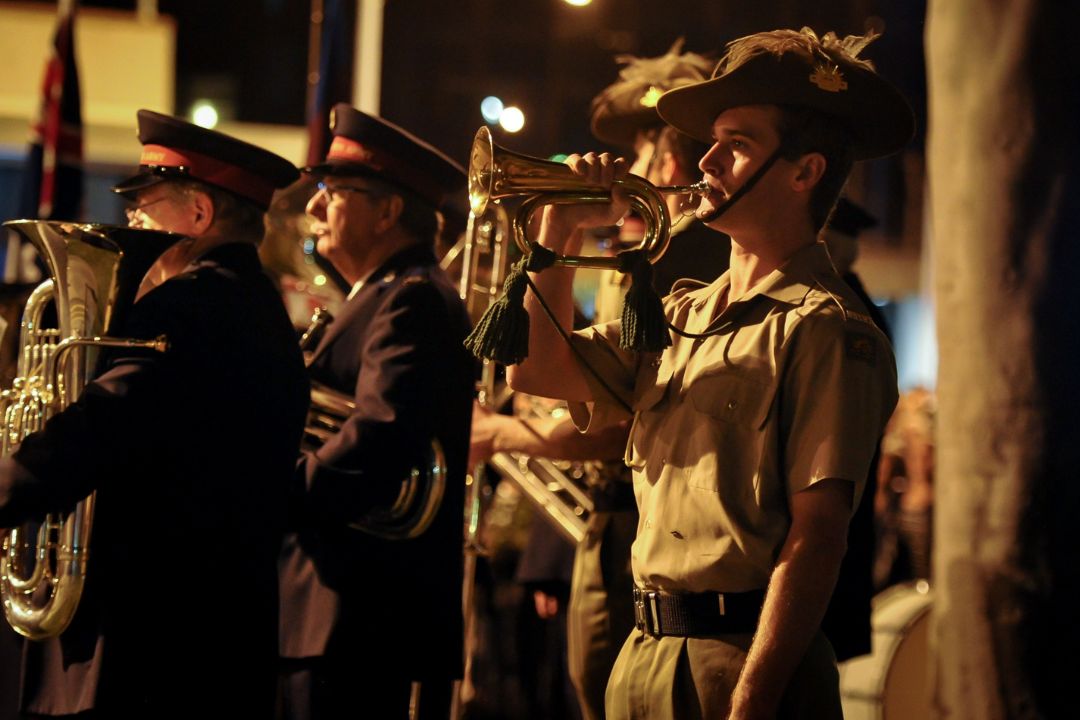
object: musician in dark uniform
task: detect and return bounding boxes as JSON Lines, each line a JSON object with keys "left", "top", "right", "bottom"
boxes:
{"left": 278, "top": 104, "right": 474, "bottom": 719}
{"left": 0, "top": 110, "right": 309, "bottom": 717}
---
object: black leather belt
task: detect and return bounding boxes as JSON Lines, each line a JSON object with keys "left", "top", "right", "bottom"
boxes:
{"left": 632, "top": 587, "right": 766, "bottom": 637}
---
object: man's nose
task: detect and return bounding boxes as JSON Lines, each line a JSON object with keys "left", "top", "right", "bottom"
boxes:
{"left": 698, "top": 142, "right": 725, "bottom": 178}
{"left": 306, "top": 190, "right": 327, "bottom": 219}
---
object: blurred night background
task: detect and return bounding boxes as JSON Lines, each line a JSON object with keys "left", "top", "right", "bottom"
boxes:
{"left": 0, "top": 0, "right": 936, "bottom": 388}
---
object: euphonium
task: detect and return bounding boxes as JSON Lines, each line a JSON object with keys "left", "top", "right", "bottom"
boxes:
{"left": 468, "top": 125, "right": 709, "bottom": 270}
{"left": 299, "top": 308, "right": 446, "bottom": 541}
{"left": 0, "top": 220, "right": 177, "bottom": 640}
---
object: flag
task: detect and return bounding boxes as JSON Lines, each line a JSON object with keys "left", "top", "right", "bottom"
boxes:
{"left": 305, "top": 0, "right": 352, "bottom": 167}
{"left": 3, "top": 2, "right": 84, "bottom": 282}
{"left": 301, "top": 0, "right": 352, "bottom": 294}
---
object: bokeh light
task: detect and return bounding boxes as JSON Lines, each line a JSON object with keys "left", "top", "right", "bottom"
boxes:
{"left": 480, "top": 96, "right": 504, "bottom": 124}
{"left": 191, "top": 101, "right": 219, "bottom": 129}
{"left": 499, "top": 106, "right": 525, "bottom": 133}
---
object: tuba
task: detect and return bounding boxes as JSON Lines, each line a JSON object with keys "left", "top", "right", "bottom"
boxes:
{"left": 299, "top": 308, "right": 446, "bottom": 541}
{"left": 468, "top": 125, "right": 708, "bottom": 270}
{"left": 0, "top": 220, "right": 177, "bottom": 640}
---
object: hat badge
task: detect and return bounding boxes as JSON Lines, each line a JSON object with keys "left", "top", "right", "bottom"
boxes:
{"left": 809, "top": 64, "right": 848, "bottom": 93}
{"left": 639, "top": 85, "right": 663, "bottom": 108}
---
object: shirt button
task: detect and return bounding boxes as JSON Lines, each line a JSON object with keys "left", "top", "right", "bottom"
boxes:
{"left": 727, "top": 399, "right": 739, "bottom": 410}
{"left": 645, "top": 519, "right": 653, "bottom": 528}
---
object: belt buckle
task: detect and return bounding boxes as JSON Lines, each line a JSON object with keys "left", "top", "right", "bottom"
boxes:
{"left": 633, "top": 587, "right": 659, "bottom": 636}
{"left": 633, "top": 588, "right": 646, "bottom": 631}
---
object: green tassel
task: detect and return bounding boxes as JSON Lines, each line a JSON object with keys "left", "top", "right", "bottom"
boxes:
{"left": 464, "top": 243, "right": 557, "bottom": 365}
{"left": 617, "top": 249, "right": 671, "bottom": 352}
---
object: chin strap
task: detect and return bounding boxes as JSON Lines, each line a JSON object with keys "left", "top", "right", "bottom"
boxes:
{"left": 696, "top": 146, "right": 785, "bottom": 224}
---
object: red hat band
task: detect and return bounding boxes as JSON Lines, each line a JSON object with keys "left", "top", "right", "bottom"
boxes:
{"left": 139, "top": 144, "right": 278, "bottom": 208}
{"left": 327, "top": 136, "right": 444, "bottom": 205}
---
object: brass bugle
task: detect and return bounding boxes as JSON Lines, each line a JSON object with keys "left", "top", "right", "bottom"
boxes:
{"left": 468, "top": 125, "right": 709, "bottom": 270}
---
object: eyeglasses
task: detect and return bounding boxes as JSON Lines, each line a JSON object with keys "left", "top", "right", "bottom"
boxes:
{"left": 316, "top": 181, "right": 382, "bottom": 203}
{"left": 124, "top": 196, "right": 171, "bottom": 222}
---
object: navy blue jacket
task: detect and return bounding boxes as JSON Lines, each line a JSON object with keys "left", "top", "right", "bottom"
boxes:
{"left": 0, "top": 242, "right": 309, "bottom": 717}
{"left": 279, "top": 242, "right": 474, "bottom": 681}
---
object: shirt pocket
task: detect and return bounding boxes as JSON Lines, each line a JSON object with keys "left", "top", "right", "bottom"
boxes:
{"left": 687, "top": 372, "right": 772, "bottom": 429}
{"left": 685, "top": 372, "right": 774, "bottom": 493}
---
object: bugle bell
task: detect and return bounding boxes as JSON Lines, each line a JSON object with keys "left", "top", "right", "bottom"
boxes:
{"left": 467, "top": 125, "right": 709, "bottom": 270}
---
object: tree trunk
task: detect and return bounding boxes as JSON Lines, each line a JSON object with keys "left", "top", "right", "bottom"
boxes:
{"left": 926, "top": 1, "right": 1080, "bottom": 717}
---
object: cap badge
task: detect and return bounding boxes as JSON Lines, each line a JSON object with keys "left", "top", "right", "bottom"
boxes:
{"left": 639, "top": 85, "right": 663, "bottom": 108}
{"left": 140, "top": 149, "right": 168, "bottom": 164}
{"left": 809, "top": 64, "right": 848, "bottom": 93}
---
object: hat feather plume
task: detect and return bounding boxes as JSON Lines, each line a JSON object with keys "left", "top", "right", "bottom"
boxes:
{"left": 591, "top": 38, "right": 714, "bottom": 116}
{"left": 719, "top": 26, "right": 879, "bottom": 76}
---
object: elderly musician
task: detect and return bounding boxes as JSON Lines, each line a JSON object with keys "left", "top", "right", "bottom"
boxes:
{"left": 506, "top": 28, "right": 911, "bottom": 719}
{"left": 278, "top": 104, "right": 474, "bottom": 720}
{"left": 0, "top": 110, "right": 309, "bottom": 718}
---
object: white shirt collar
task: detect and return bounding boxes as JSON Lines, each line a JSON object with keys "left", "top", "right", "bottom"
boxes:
{"left": 346, "top": 268, "right": 377, "bottom": 300}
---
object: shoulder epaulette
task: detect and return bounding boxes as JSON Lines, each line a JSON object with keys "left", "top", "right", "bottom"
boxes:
{"left": 808, "top": 272, "right": 879, "bottom": 328}
{"left": 846, "top": 309, "right": 877, "bottom": 327}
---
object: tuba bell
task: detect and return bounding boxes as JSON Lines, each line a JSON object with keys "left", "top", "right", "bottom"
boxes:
{"left": 0, "top": 220, "right": 178, "bottom": 640}
{"left": 299, "top": 308, "right": 446, "bottom": 541}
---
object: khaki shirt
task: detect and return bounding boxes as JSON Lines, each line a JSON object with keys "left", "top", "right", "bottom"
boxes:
{"left": 568, "top": 242, "right": 897, "bottom": 594}
{"left": 593, "top": 266, "right": 627, "bottom": 325}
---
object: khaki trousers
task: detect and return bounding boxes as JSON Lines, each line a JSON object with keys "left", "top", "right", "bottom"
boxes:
{"left": 605, "top": 629, "right": 843, "bottom": 720}
{"left": 567, "top": 509, "right": 638, "bottom": 720}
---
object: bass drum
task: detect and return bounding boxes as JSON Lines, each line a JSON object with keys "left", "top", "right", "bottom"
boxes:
{"left": 838, "top": 581, "right": 932, "bottom": 720}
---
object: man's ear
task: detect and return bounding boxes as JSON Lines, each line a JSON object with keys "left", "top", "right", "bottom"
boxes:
{"left": 791, "top": 152, "right": 827, "bottom": 193}
{"left": 375, "top": 194, "right": 405, "bottom": 234}
{"left": 189, "top": 190, "right": 215, "bottom": 235}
